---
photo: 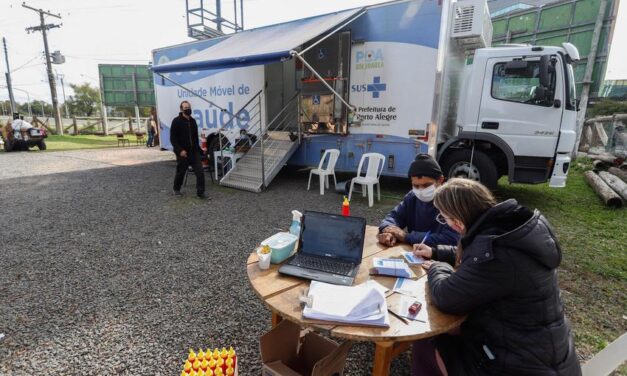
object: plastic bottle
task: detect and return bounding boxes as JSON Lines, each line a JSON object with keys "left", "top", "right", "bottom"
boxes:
{"left": 188, "top": 349, "right": 197, "bottom": 363}
{"left": 342, "top": 196, "right": 350, "bottom": 216}
{"left": 228, "top": 347, "right": 236, "bottom": 364}
{"left": 204, "top": 349, "right": 212, "bottom": 362}
{"left": 289, "top": 210, "right": 302, "bottom": 235}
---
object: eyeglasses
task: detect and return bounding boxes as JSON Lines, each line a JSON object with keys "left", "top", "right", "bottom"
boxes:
{"left": 435, "top": 213, "right": 449, "bottom": 225}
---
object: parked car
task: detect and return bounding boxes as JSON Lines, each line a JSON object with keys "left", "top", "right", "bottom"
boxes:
{"left": 2, "top": 118, "right": 47, "bottom": 152}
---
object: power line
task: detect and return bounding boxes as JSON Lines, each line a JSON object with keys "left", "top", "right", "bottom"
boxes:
{"left": 10, "top": 54, "right": 43, "bottom": 73}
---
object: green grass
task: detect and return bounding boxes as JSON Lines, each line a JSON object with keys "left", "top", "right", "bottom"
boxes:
{"left": 44, "top": 134, "right": 145, "bottom": 151}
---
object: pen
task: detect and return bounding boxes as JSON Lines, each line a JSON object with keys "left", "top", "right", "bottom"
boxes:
{"left": 387, "top": 309, "right": 410, "bottom": 325}
{"left": 419, "top": 231, "right": 430, "bottom": 245}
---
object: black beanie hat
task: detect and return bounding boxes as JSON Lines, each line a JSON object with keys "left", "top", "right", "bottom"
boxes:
{"left": 408, "top": 154, "right": 443, "bottom": 179}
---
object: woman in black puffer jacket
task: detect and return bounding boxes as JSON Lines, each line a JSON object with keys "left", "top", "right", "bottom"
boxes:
{"left": 411, "top": 178, "right": 581, "bottom": 376}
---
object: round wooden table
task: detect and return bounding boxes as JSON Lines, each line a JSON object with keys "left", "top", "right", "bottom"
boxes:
{"left": 247, "top": 225, "right": 464, "bottom": 376}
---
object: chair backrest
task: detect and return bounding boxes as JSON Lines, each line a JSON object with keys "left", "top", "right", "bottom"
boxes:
{"left": 356, "top": 152, "right": 385, "bottom": 179}
{"left": 317, "top": 149, "right": 341, "bottom": 172}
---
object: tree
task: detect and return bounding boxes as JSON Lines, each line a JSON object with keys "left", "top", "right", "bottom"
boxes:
{"left": 587, "top": 99, "right": 627, "bottom": 118}
{"left": 67, "top": 82, "right": 101, "bottom": 117}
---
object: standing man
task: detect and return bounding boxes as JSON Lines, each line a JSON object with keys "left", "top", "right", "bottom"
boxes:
{"left": 170, "top": 101, "right": 208, "bottom": 199}
{"left": 377, "top": 154, "right": 458, "bottom": 247}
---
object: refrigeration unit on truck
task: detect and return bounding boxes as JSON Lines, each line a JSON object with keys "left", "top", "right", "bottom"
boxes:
{"left": 151, "top": 0, "right": 580, "bottom": 192}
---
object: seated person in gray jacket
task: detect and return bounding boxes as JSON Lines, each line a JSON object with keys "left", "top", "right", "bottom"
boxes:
{"left": 411, "top": 178, "right": 581, "bottom": 376}
{"left": 377, "top": 154, "right": 458, "bottom": 247}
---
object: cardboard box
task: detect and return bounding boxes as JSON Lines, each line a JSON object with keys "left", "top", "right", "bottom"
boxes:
{"left": 260, "top": 320, "right": 351, "bottom": 376}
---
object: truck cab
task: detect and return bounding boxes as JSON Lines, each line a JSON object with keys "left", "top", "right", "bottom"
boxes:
{"left": 438, "top": 43, "right": 580, "bottom": 189}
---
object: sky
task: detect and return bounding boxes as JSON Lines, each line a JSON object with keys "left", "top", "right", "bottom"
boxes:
{"left": 0, "top": 0, "right": 625, "bottom": 105}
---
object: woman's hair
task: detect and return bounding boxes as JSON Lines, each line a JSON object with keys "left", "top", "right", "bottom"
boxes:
{"left": 433, "top": 178, "right": 497, "bottom": 230}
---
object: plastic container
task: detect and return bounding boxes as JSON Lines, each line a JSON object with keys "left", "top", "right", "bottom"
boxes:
{"left": 261, "top": 232, "right": 298, "bottom": 264}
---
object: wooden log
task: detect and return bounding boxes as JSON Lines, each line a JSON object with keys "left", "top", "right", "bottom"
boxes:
{"left": 599, "top": 171, "right": 627, "bottom": 201}
{"left": 593, "top": 155, "right": 620, "bottom": 165}
{"left": 584, "top": 171, "right": 623, "bottom": 208}
{"left": 608, "top": 167, "right": 627, "bottom": 183}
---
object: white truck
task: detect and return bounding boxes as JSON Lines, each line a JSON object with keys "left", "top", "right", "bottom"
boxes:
{"left": 152, "top": 0, "right": 580, "bottom": 191}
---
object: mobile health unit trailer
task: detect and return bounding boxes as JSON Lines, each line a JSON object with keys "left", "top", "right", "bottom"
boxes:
{"left": 152, "top": 0, "right": 580, "bottom": 192}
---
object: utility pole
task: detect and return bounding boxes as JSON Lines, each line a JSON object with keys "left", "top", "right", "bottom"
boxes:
{"left": 2, "top": 37, "right": 17, "bottom": 114}
{"left": 23, "top": 3, "right": 64, "bottom": 135}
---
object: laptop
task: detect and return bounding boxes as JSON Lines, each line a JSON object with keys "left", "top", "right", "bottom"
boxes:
{"left": 278, "top": 211, "right": 366, "bottom": 286}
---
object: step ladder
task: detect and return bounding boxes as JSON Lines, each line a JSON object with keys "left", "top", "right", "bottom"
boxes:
{"left": 217, "top": 91, "right": 301, "bottom": 193}
{"left": 219, "top": 131, "right": 299, "bottom": 192}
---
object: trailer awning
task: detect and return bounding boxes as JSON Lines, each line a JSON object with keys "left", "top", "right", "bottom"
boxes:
{"left": 152, "top": 8, "right": 364, "bottom": 73}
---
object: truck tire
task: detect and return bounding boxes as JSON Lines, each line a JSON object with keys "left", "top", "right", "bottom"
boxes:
{"left": 38, "top": 140, "right": 47, "bottom": 150}
{"left": 441, "top": 149, "right": 498, "bottom": 190}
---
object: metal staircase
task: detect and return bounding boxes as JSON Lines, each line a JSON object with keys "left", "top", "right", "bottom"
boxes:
{"left": 218, "top": 92, "right": 300, "bottom": 193}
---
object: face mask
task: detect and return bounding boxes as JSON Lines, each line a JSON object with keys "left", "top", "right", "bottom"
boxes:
{"left": 183, "top": 108, "right": 192, "bottom": 116}
{"left": 413, "top": 185, "right": 436, "bottom": 202}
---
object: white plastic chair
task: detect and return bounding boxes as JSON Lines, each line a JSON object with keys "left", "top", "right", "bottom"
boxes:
{"left": 348, "top": 153, "right": 385, "bottom": 207}
{"left": 307, "top": 149, "right": 340, "bottom": 195}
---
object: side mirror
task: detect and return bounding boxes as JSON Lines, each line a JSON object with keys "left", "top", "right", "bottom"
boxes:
{"left": 539, "top": 55, "right": 551, "bottom": 88}
{"left": 533, "top": 86, "right": 548, "bottom": 101}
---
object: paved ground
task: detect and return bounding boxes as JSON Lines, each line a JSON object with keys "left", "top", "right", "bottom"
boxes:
{"left": 0, "top": 147, "right": 411, "bottom": 375}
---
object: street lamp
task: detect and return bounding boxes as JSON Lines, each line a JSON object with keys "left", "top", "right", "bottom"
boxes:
{"left": 0, "top": 85, "right": 32, "bottom": 116}
{"left": 56, "top": 71, "right": 69, "bottom": 118}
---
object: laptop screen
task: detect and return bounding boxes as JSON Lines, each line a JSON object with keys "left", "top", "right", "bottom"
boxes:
{"left": 299, "top": 211, "right": 366, "bottom": 264}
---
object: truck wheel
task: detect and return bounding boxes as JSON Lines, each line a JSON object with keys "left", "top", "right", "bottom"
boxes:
{"left": 38, "top": 140, "right": 47, "bottom": 150}
{"left": 442, "top": 149, "right": 498, "bottom": 190}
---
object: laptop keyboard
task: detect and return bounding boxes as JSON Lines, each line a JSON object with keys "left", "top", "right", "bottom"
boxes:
{"left": 290, "top": 254, "right": 354, "bottom": 275}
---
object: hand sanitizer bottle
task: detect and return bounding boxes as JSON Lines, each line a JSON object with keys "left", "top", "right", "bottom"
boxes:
{"left": 289, "top": 210, "right": 302, "bottom": 236}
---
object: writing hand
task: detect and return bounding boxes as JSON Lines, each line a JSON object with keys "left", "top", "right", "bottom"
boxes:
{"left": 413, "top": 243, "right": 433, "bottom": 259}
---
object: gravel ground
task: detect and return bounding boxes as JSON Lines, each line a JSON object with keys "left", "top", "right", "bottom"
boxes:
{"left": 0, "top": 148, "right": 412, "bottom": 375}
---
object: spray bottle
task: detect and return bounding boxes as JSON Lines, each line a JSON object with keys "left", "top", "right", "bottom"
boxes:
{"left": 342, "top": 196, "right": 350, "bottom": 216}
{"left": 289, "top": 210, "right": 303, "bottom": 235}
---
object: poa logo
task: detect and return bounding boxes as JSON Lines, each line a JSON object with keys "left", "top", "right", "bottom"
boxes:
{"left": 355, "top": 49, "right": 384, "bottom": 70}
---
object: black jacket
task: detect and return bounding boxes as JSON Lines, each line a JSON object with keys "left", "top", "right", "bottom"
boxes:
{"left": 428, "top": 199, "right": 581, "bottom": 376}
{"left": 170, "top": 113, "right": 201, "bottom": 157}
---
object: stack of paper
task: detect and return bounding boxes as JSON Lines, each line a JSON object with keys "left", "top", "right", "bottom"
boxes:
{"left": 371, "top": 257, "right": 413, "bottom": 278}
{"left": 302, "top": 280, "right": 390, "bottom": 327}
